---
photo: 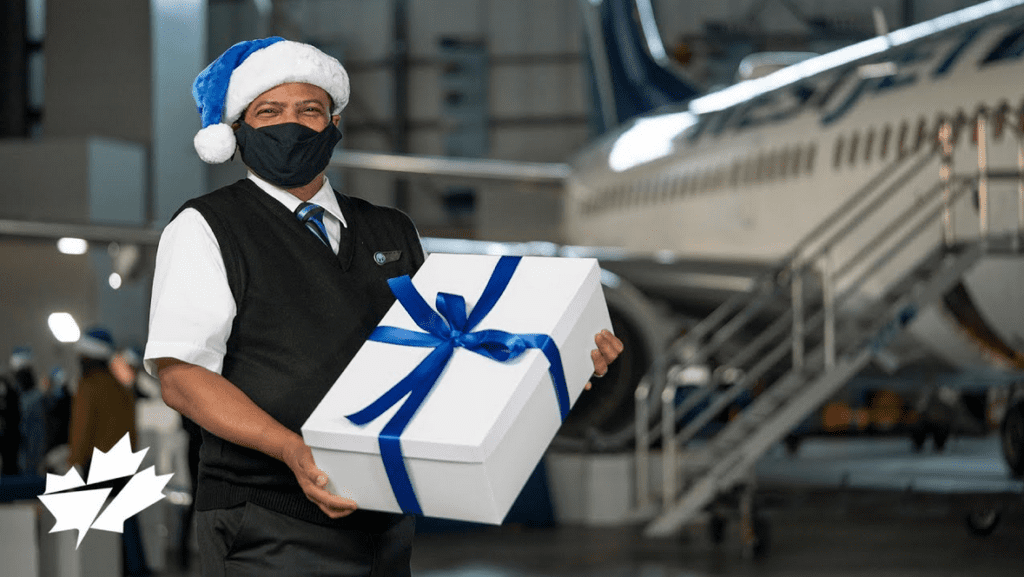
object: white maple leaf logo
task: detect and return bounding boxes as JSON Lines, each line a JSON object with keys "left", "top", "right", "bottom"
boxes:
{"left": 38, "top": 433, "right": 173, "bottom": 548}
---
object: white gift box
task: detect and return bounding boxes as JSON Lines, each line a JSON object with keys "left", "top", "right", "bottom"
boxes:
{"left": 301, "top": 253, "right": 613, "bottom": 524}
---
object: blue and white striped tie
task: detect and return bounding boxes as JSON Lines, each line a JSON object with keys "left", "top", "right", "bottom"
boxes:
{"left": 294, "top": 202, "right": 331, "bottom": 249}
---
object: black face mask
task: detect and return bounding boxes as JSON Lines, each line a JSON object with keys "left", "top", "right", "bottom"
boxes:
{"left": 234, "top": 121, "right": 343, "bottom": 188}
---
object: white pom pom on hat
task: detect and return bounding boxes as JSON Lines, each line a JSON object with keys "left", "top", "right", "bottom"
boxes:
{"left": 191, "top": 37, "right": 350, "bottom": 164}
{"left": 10, "top": 346, "right": 32, "bottom": 371}
{"left": 194, "top": 123, "right": 237, "bottom": 164}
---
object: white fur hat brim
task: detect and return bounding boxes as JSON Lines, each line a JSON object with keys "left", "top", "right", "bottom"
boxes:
{"left": 224, "top": 40, "right": 349, "bottom": 125}
{"left": 75, "top": 335, "right": 114, "bottom": 360}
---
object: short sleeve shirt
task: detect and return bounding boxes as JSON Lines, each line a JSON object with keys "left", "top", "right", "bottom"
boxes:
{"left": 143, "top": 173, "right": 346, "bottom": 377}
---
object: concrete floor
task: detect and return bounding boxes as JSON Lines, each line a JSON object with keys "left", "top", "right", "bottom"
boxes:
{"left": 159, "top": 435, "right": 1024, "bottom": 577}
{"left": 408, "top": 489, "right": 1023, "bottom": 576}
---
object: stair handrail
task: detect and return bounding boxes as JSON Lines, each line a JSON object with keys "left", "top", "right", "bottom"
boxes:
{"left": 650, "top": 145, "right": 942, "bottom": 505}
{"left": 671, "top": 145, "right": 940, "bottom": 365}
{"left": 644, "top": 112, "right": 1024, "bottom": 527}
{"left": 669, "top": 176, "right": 976, "bottom": 450}
{"left": 654, "top": 146, "right": 942, "bottom": 433}
{"left": 666, "top": 119, "right": 992, "bottom": 475}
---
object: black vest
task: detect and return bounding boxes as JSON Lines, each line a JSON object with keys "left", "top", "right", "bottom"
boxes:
{"left": 179, "top": 179, "right": 424, "bottom": 527}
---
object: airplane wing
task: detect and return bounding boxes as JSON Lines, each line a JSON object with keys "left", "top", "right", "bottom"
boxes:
{"left": 329, "top": 150, "right": 571, "bottom": 185}
{"left": 0, "top": 151, "right": 566, "bottom": 245}
{"left": 0, "top": 218, "right": 162, "bottom": 245}
{"left": 333, "top": 150, "right": 774, "bottom": 312}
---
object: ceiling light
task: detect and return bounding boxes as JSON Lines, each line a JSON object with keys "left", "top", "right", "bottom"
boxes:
{"left": 48, "top": 312, "right": 81, "bottom": 343}
{"left": 57, "top": 238, "right": 88, "bottom": 255}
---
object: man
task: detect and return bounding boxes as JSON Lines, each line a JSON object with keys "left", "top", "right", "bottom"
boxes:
{"left": 145, "top": 37, "right": 622, "bottom": 577}
{"left": 43, "top": 366, "right": 72, "bottom": 466}
{"left": 11, "top": 346, "right": 46, "bottom": 476}
{"left": 0, "top": 360, "right": 21, "bottom": 476}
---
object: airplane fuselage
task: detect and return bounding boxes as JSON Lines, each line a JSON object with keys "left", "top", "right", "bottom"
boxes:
{"left": 566, "top": 2, "right": 1024, "bottom": 371}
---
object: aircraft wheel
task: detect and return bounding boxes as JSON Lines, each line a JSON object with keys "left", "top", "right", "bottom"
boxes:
{"left": 554, "top": 278, "right": 658, "bottom": 449}
{"left": 965, "top": 508, "right": 1001, "bottom": 537}
{"left": 1001, "top": 401, "right": 1024, "bottom": 477}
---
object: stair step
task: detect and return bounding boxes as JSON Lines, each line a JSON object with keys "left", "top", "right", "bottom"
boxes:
{"left": 646, "top": 235, "right": 999, "bottom": 537}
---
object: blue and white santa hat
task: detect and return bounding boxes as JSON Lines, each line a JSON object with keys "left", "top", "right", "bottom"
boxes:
{"left": 75, "top": 326, "right": 115, "bottom": 361}
{"left": 50, "top": 366, "right": 68, "bottom": 387}
{"left": 10, "top": 346, "right": 33, "bottom": 371}
{"left": 192, "top": 37, "right": 350, "bottom": 164}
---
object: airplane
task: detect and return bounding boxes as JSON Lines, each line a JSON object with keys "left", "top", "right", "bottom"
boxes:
{"left": 327, "top": 0, "right": 1024, "bottom": 504}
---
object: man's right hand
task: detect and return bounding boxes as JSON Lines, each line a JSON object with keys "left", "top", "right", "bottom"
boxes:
{"left": 155, "top": 358, "right": 359, "bottom": 519}
{"left": 281, "top": 435, "right": 358, "bottom": 519}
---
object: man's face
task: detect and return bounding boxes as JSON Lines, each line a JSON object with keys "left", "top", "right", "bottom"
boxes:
{"left": 241, "top": 82, "right": 338, "bottom": 131}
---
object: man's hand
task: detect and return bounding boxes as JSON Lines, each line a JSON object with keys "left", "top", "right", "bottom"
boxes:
{"left": 280, "top": 435, "right": 358, "bottom": 519}
{"left": 587, "top": 329, "right": 624, "bottom": 390}
{"left": 155, "top": 358, "right": 359, "bottom": 519}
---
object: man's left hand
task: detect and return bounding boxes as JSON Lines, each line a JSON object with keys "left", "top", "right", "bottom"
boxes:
{"left": 587, "top": 329, "right": 624, "bottom": 390}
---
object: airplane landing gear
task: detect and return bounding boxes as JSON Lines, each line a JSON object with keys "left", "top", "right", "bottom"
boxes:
{"left": 738, "top": 482, "right": 770, "bottom": 559}
{"left": 705, "top": 475, "right": 771, "bottom": 558}
{"left": 1000, "top": 396, "right": 1024, "bottom": 478}
{"left": 965, "top": 507, "right": 1002, "bottom": 537}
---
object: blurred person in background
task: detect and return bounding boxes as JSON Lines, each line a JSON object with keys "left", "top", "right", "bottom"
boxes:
{"left": 11, "top": 346, "right": 46, "bottom": 476}
{"left": 44, "top": 367, "right": 72, "bottom": 453}
{"left": 68, "top": 327, "right": 149, "bottom": 576}
{"left": 42, "top": 366, "right": 73, "bottom": 475}
{"left": 111, "top": 346, "right": 161, "bottom": 400}
{"left": 0, "top": 356, "right": 21, "bottom": 476}
{"left": 68, "top": 328, "right": 137, "bottom": 472}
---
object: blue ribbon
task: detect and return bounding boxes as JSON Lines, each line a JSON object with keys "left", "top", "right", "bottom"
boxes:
{"left": 345, "top": 255, "right": 570, "bottom": 515}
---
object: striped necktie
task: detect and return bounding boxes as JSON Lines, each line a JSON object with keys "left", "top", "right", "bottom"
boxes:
{"left": 294, "top": 202, "right": 332, "bottom": 249}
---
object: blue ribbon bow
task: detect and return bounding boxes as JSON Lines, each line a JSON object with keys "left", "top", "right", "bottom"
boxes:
{"left": 345, "top": 255, "right": 570, "bottom": 515}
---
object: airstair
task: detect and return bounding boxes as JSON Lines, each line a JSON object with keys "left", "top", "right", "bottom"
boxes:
{"left": 633, "top": 114, "right": 1024, "bottom": 551}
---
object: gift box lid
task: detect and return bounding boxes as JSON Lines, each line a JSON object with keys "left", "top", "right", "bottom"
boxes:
{"left": 302, "top": 253, "right": 606, "bottom": 464}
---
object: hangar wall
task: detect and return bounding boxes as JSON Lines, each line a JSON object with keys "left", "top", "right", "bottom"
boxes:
{"left": 0, "top": 0, "right": 986, "bottom": 374}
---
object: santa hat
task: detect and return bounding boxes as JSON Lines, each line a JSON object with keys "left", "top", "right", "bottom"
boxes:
{"left": 75, "top": 327, "right": 115, "bottom": 361}
{"left": 192, "top": 37, "right": 350, "bottom": 164}
{"left": 50, "top": 366, "right": 68, "bottom": 387}
{"left": 10, "top": 346, "right": 32, "bottom": 371}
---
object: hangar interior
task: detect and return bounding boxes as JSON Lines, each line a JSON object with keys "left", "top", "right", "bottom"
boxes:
{"left": 1, "top": 1, "right": 1023, "bottom": 576}
{"left": 0, "top": 0, "right": 994, "bottom": 377}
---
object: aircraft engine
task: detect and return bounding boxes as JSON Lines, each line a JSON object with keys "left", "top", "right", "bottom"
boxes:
{"left": 552, "top": 270, "right": 668, "bottom": 451}
{"left": 1002, "top": 383, "right": 1024, "bottom": 478}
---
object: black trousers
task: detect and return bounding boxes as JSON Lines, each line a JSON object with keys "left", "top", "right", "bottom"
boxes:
{"left": 196, "top": 502, "right": 414, "bottom": 577}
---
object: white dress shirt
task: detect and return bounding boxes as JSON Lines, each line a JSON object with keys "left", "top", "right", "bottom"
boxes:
{"left": 143, "top": 173, "right": 346, "bottom": 377}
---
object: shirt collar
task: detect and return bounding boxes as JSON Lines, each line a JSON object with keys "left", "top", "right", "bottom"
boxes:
{"left": 247, "top": 172, "right": 348, "bottom": 228}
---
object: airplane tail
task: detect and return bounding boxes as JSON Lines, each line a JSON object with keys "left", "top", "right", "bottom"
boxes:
{"left": 579, "top": 0, "right": 702, "bottom": 133}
